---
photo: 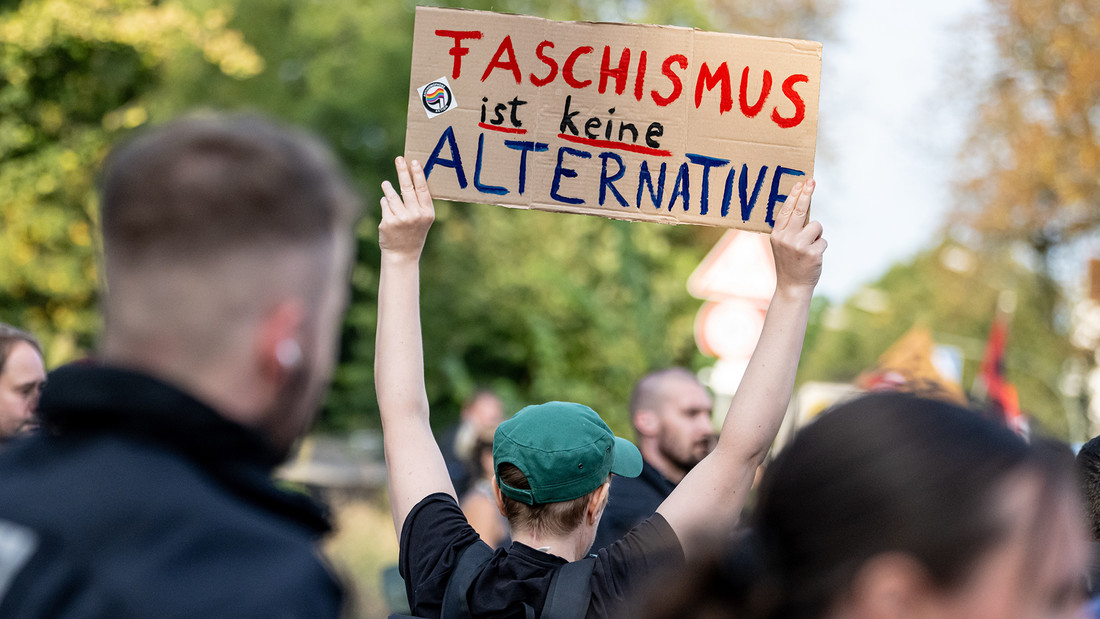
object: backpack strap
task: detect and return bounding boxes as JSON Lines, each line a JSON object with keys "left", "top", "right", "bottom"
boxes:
{"left": 440, "top": 540, "right": 494, "bottom": 619}
{"left": 540, "top": 556, "right": 597, "bottom": 619}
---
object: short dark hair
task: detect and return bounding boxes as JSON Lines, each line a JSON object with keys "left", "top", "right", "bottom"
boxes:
{"left": 95, "top": 113, "right": 362, "bottom": 357}
{"left": 751, "top": 392, "right": 1064, "bottom": 618}
{"left": 99, "top": 113, "right": 360, "bottom": 266}
{"left": 1076, "top": 435, "right": 1100, "bottom": 540}
{"left": 629, "top": 367, "right": 701, "bottom": 416}
{"left": 0, "top": 324, "right": 42, "bottom": 375}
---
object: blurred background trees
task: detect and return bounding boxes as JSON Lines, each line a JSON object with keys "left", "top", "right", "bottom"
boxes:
{"left": 955, "top": 0, "right": 1100, "bottom": 262}
{"left": 0, "top": 0, "right": 262, "bottom": 363}
{"left": 947, "top": 0, "right": 1100, "bottom": 437}
{"left": 798, "top": 238, "right": 1080, "bottom": 437}
{"left": 1, "top": 0, "right": 836, "bottom": 438}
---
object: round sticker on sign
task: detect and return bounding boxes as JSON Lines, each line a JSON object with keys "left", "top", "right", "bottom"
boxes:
{"left": 418, "top": 77, "right": 457, "bottom": 119}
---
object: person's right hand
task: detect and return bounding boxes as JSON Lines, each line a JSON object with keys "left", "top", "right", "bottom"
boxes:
{"left": 379, "top": 156, "right": 435, "bottom": 261}
{"left": 770, "top": 179, "right": 826, "bottom": 297}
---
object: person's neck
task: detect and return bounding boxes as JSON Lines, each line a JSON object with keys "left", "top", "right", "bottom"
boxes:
{"left": 640, "top": 446, "right": 688, "bottom": 485}
{"left": 511, "top": 529, "right": 590, "bottom": 562}
{"left": 101, "top": 344, "right": 269, "bottom": 436}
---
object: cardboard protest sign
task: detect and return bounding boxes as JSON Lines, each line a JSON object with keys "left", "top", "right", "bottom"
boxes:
{"left": 404, "top": 7, "right": 821, "bottom": 232}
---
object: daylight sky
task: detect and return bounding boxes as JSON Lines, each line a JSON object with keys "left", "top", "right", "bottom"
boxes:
{"left": 811, "top": 0, "right": 988, "bottom": 300}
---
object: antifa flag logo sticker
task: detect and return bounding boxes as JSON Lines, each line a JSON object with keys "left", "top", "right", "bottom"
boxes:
{"left": 418, "top": 77, "right": 457, "bottom": 119}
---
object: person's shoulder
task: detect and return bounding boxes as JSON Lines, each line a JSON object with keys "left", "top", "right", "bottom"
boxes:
{"left": 0, "top": 433, "right": 220, "bottom": 513}
{"left": 0, "top": 433, "right": 187, "bottom": 517}
{"left": 0, "top": 430, "right": 325, "bottom": 544}
{"left": 0, "top": 436, "right": 344, "bottom": 617}
{"left": 587, "top": 513, "right": 686, "bottom": 617}
{"left": 401, "top": 492, "right": 475, "bottom": 554}
{"left": 2, "top": 530, "right": 343, "bottom": 618}
{"left": 599, "top": 466, "right": 672, "bottom": 533}
{"left": 404, "top": 492, "right": 465, "bottom": 529}
{"left": 601, "top": 513, "right": 683, "bottom": 560}
{"left": 400, "top": 493, "right": 485, "bottom": 614}
{"left": 593, "top": 513, "right": 685, "bottom": 584}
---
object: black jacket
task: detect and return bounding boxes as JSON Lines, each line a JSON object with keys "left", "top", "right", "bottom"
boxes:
{"left": 591, "top": 460, "right": 676, "bottom": 551}
{"left": 0, "top": 364, "right": 343, "bottom": 618}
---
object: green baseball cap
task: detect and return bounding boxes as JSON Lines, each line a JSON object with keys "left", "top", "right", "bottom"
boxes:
{"left": 493, "top": 401, "right": 643, "bottom": 505}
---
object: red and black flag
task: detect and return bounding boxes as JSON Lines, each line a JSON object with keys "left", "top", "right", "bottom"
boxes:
{"left": 975, "top": 308, "right": 1026, "bottom": 436}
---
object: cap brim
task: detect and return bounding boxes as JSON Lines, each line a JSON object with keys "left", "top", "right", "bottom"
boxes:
{"left": 611, "top": 436, "right": 643, "bottom": 478}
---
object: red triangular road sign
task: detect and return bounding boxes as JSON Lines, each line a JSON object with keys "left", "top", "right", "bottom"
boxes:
{"left": 687, "top": 230, "right": 776, "bottom": 302}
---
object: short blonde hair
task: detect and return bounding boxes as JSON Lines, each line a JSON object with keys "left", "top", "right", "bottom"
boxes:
{"left": 497, "top": 463, "right": 608, "bottom": 538}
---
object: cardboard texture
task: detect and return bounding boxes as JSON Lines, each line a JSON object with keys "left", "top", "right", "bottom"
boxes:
{"left": 404, "top": 7, "right": 822, "bottom": 231}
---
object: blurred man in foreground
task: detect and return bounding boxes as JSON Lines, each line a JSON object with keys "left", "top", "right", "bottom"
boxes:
{"left": 0, "top": 324, "right": 46, "bottom": 441}
{"left": 0, "top": 114, "right": 359, "bottom": 616}
{"left": 592, "top": 368, "right": 715, "bottom": 550}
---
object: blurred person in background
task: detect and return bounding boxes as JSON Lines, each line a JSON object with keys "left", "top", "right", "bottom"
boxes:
{"left": 592, "top": 367, "right": 715, "bottom": 550}
{"left": 1075, "top": 434, "right": 1100, "bottom": 614}
{"left": 0, "top": 114, "right": 360, "bottom": 616}
{"left": 0, "top": 323, "right": 46, "bottom": 442}
{"left": 440, "top": 389, "right": 505, "bottom": 498}
{"left": 637, "top": 392, "right": 1090, "bottom": 619}
{"left": 459, "top": 434, "right": 510, "bottom": 549}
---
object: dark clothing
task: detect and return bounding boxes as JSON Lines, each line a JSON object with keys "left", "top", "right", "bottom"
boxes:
{"left": 438, "top": 423, "right": 474, "bottom": 498}
{"left": 0, "top": 364, "right": 343, "bottom": 618}
{"left": 1090, "top": 541, "right": 1100, "bottom": 595}
{"left": 1088, "top": 541, "right": 1100, "bottom": 617}
{"left": 400, "top": 493, "right": 684, "bottom": 618}
{"left": 592, "top": 460, "right": 675, "bottom": 551}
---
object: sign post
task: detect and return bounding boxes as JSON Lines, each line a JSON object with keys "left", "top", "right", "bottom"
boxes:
{"left": 687, "top": 231, "right": 777, "bottom": 408}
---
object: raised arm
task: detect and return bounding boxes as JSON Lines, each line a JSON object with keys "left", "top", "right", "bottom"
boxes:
{"left": 375, "top": 156, "right": 454, "bottom": 536}
{"left": 656, "top": 180, "right": 825, "bottom": 559}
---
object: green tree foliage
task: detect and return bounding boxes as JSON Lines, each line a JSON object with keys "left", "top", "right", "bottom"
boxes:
{"left": 164, "top": 0, "right": 834, "bottom": 434}
{"left": 150, "top": 0, "right": 420, "bottom": 428}
{"left": 941, "top": 0, "right": 1100, "bottom": 438}
{"left": 417, "top": 203, "right": 715, "bottom": 437}
{"left": 5, "top": 0, "right": 834, "bottom": 435}
{"left": 955, "top": 0, "right": 1100, "bottom": 259}
{"left": 798, "top": 238, "right": 1078, "bottom": 438}
{"left": 0, "top": 0, "right": 261, "bottom": 363}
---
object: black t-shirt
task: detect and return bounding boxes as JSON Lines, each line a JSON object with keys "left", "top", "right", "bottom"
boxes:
{"left": 399, "top": 493, "right": 684, "bottom": 618}
{"left": 592, "top": 461, "right": 676, "bottom": 551}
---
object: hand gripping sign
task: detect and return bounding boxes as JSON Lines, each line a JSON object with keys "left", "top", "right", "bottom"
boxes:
{"left": 404, "top": 7, "right": 821, "bottom": 232}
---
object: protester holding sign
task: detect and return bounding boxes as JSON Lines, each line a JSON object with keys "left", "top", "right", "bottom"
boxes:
{"left": 375, "top": 155, "right": 824, "bottom": 618}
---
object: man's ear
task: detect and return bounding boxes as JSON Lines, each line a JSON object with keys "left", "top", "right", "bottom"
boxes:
{"left": 257, "top": 299, "right": 306, "bottom": 385}
{"left": 844, "top": 552, "right": 935, "bottom": 619}
{"left": 634, "top": 409, "right": 661, "bottom": 438}
{"left": 586, "top": 481, "right": 611, "bottom": 526}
